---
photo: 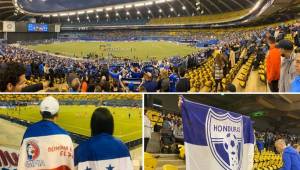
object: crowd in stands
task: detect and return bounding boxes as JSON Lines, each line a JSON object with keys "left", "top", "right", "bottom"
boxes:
{"left": 1, "top": 20, "right": 300, "bottom": 93}
{"left": 255, "top": 130, "right": 300, "bottom": 154}
{"left": 0, "top": 94, "right": 142, "bottom": 101}
{"left": 144, "top": 109, "right": 183, "bottom": 154}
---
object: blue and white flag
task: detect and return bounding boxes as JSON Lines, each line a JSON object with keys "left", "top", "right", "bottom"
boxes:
{"left": 181, "top": 97, "right": 254, "bottom": 170}
{"left": 74, "top": 133, "right": 133, "bottom": 170}
{"left": 18, "top": 120, "right": 74, "bottom": 170}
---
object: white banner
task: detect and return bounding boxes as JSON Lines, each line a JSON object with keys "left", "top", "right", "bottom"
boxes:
{"left": 54, "top": 24, "right": 61, "bottom": 33}
{"left": 0, "top": 146, "right": 19, "bottom": 170}
{"left": 2, "top": 21, "right": 16, "bottom": 32}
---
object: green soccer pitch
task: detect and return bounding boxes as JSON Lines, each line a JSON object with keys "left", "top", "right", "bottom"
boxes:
{"left": 26, "top": 41, "right": 199, "bottom": 60}
{"left": 0, "top": 105, "right": 142, "bottom": 143}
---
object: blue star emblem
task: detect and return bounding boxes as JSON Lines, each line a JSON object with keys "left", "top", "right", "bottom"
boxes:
{"left": 106, "top": 164, "right": 114, "bottom": 170}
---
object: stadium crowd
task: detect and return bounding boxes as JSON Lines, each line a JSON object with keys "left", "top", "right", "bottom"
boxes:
{"left": 255, "top": 130, "right": 300, "bottom": 154}
{"left": 0, "top": 21, "right": 300, "bottom": 92}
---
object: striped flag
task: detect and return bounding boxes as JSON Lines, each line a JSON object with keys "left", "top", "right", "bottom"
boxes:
{"left": 74, "top": 133, "right": 133, "bottom": 170}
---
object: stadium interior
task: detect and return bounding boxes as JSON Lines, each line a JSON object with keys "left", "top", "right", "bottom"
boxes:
{"left": 0, "top": 0, "right": 300, "bottom": 92}
{"left": 0, "top": 94, "right": 143, "bottom": 169}
{"left": 144, "top": 94, "right": 300, "bottom": 170}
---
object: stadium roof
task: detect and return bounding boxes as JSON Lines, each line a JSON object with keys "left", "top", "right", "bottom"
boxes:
{"left": 149, "top": 94, "right": 300, "bottom": 133}
{"left": 1, "top": 0, "right": 258, "bottom": 22}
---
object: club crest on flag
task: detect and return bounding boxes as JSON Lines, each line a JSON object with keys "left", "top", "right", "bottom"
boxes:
{"left": 205, "top": 108, "right": 243, "bottom": 170}
{"left": 26, "top": 140, "right": 40, "bottom": 161}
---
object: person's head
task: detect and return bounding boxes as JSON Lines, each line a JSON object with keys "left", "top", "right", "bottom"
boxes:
{"left": 295, "top": 48, "right": 300, "bottom": 75}
{"left": 40, "top": 96, "right": 59, "bottom": 121}
{"left": 71, "top": 78, "right": 81, "bottom": 92}
{"left": 227, "top": 83, "right": 236, "bottom": 92}
{"left": 0, "top": 62, "right": 27, "bottom": 92}
{"left": 277, "top": 40, "right": 294, "bottom": 58}
{"left": 267, "top": 36, "right": 276, "bottom": 46}
{"left": 91, "top": 107, "right": 114, "bottom": 136}
{"left": 275, "top": 139, "right": 287, "bottom": 153}
{"left": 179, "top": 68, "right": 186, "bottom": 78}
{"left": 144, "top": 72, "right": 152, "bottom": 81}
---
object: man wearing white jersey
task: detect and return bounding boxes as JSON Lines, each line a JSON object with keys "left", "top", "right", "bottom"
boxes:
{"left": 18, "top": 96, "right": 74, "bottom": 170}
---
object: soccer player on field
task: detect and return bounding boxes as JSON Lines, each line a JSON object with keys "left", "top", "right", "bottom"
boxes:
{"left": 18, "top": 96, "right": 74, "bottom": 170}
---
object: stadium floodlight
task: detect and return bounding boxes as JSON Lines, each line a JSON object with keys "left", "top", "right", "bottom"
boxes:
{"left": 96, "top": 8, "right": 103, "bottom": 12}
{"left": 59, "top": 13, "right": 67, "bottom": 16}
{"left": 52, "top": 14, "right": 58, "bottom": 17}
{"left": 115, "top": 5, "right": 124, "bottom": 10}
{"left": 170, "top": 7, "right": 174, "bottom": 12}
{"left": 182, "top": 6, "right": 186, "bottom": 10}
{"left": 166, "top": 0, "right": 174, "bottom": 2}
{"left": 106, "top": 7, "right": 113, "bottom": 11}
{"left": 145, "top": 1, "right": 153, "bottom": 6}
{"left": 125, "top": 4, "right": 133, "bottom": 9}
{"left": 43, "top": 14, "right": 50, "bottom": 17}
{"left": 155, "top": 0, "right": 166, "bottom": 4}
{"left": 153, "top": 104, "right": 163, "bottom": 108}
{"left": 134, "top": 3, "right": 144, "bottom": 7}
{"left": 77, "top": 11, "right": 85, "bottom": 15}
{"left": 69, "top": 12, "right": 76, "bottom": 16}
{"left": 86, "top": 10, "right": 94, "bottom": 14}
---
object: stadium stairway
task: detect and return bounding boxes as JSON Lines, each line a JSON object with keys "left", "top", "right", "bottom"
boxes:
{"left": 232, "top": 64, "right": 267, "bottom": 92}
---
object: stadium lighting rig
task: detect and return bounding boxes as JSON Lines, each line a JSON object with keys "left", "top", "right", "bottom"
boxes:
{"left": 13, "top": 0, "right": 175, "bottom": 19}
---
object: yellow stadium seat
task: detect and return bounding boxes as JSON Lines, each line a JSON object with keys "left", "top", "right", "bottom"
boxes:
{"left": 144, "top": 152, "right": 158, "bottom": 169}
{"left": 163, "top": 164, "right": 179, "bottom": 170}
{"left": 239, "top": 81, "right": 246, "bottom": 88}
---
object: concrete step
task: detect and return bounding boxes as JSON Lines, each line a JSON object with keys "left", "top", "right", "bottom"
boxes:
{"left": 156, "top": 165, "right": 186, "bottom": 170}
{"left": 152, "top": 154, "right": 179, "bottom": 160}
{"left": 157, "top": 159, "right": 185, "bottom": 167}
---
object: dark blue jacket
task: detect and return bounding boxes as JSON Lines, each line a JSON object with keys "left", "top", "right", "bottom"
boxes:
{"left": 281, "top": 146, "right": 300, "bottom": 170}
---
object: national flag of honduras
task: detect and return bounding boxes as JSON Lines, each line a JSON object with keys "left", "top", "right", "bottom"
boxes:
{"left": 74, "top": 133, "right": 133, "bottom": 170}
{"left": 18, "top": 120, "right": 74, "bottom": 170}
{"left": 181, "top": 97, "right": 255, "bottom": 170}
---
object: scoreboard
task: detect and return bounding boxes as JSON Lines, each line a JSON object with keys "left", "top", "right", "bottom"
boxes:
{"left": 27, "top": 23, "right": 49, "bottom": 32}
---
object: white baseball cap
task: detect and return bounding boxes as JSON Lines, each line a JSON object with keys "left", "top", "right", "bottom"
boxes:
{"left": 40, "top": 96, "right": 59, "bottom": 115}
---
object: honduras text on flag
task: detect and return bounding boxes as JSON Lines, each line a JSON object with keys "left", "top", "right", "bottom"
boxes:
{"left": 181, "top": 97, "right": 254, "bottom": 170}
{"left": 74, "top": 133, "right": 133, "bottom": 170}
{"left": 18, "top": 120, "right": 74, "bottom": 170}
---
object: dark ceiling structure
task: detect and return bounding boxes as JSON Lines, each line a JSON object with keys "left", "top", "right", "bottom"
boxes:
{"left": 146, "top": 94, "right": 300, "bottom": 133}
{"left": 0, "top": 0, "right": 257, "bottom": 22}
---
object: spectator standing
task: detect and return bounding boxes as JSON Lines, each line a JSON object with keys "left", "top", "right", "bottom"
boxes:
{"left": 275, "top": 139, "right": 300, "bottom": 170}
{"left": 278, "top": 40, "right": 297, "bottom": 92}
{"left": 266, "top": 36, "right": 281, "bottom": 92}
{"left": 290, "top": 48, "right": 300, "bottom": 92}
{"left": 176, "top": 69, "right": 190, "bottom": 92}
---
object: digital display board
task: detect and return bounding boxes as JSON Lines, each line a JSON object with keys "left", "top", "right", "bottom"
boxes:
{"left": 27, "top": 23, "right": 48, "bottom": 32}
